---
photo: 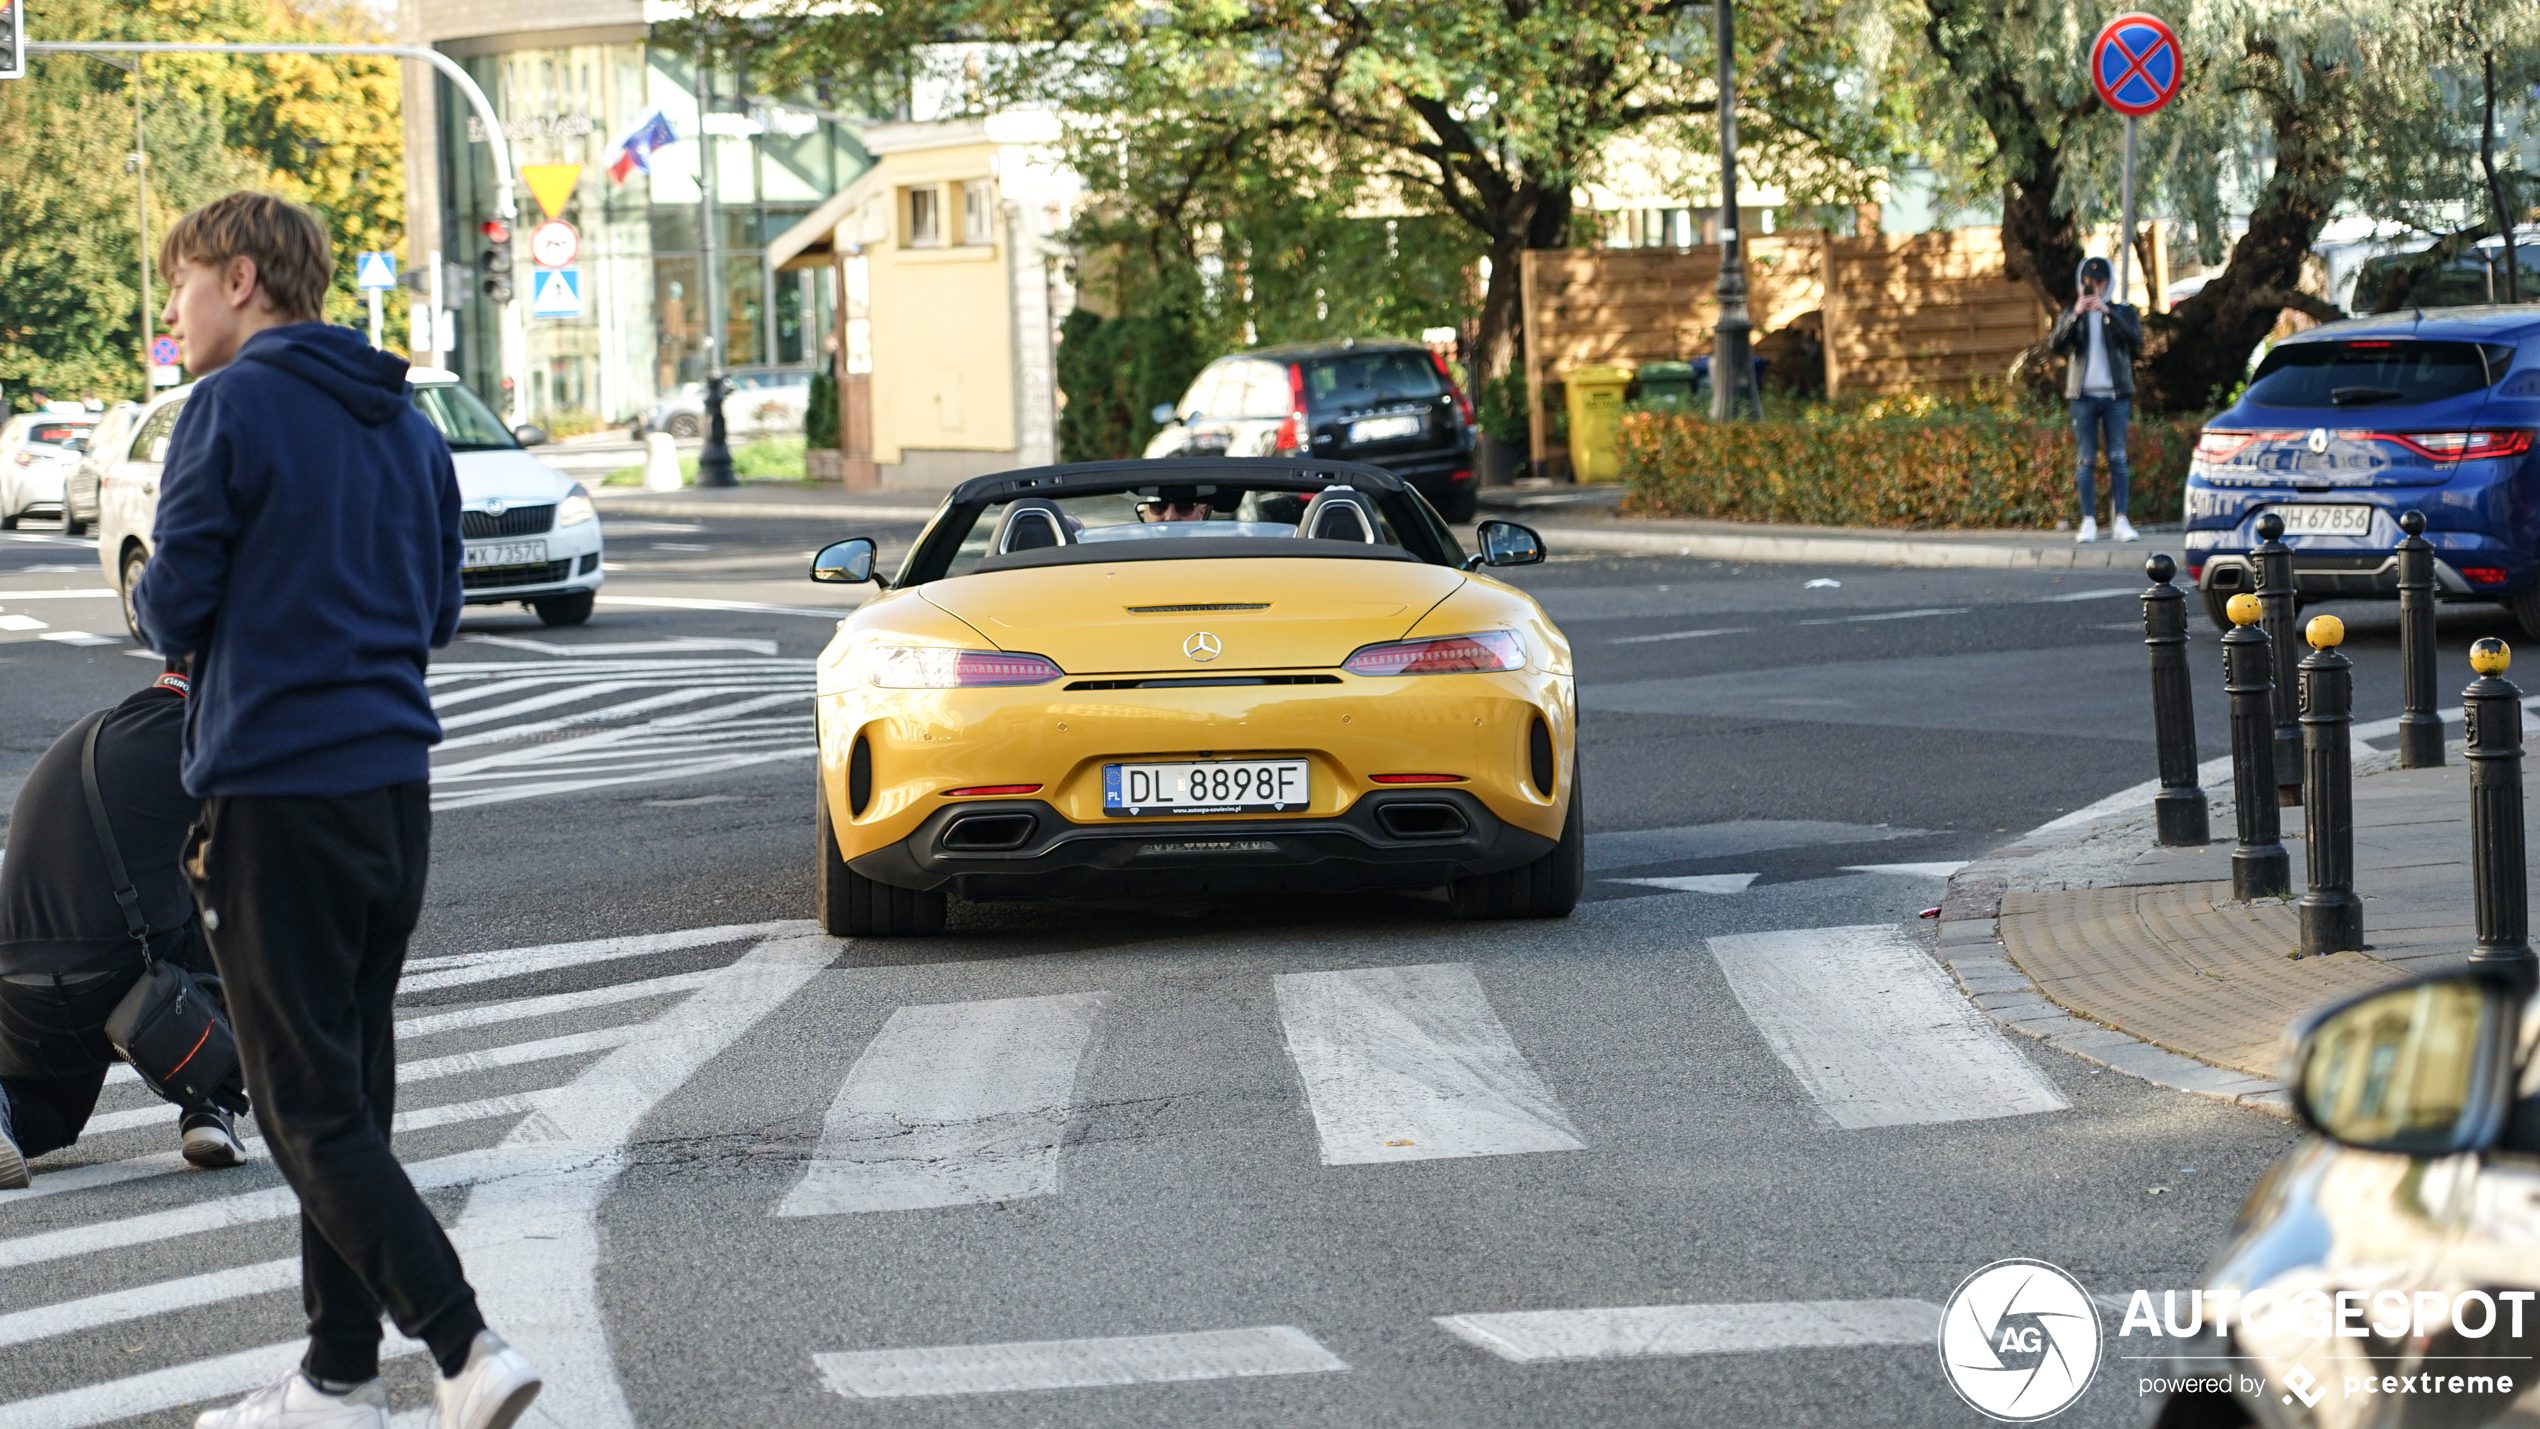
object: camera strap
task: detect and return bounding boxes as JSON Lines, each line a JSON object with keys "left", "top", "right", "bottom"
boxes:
{"left": 78, "top": 713, "right": 154, "bottom": 963}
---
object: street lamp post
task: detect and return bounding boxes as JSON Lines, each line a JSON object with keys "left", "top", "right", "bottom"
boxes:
{"left": 693, "top": 39, "right": 736, "bottom": 488}
{"left": 1709, "top": 0, "right": 1761, "bottom": 421}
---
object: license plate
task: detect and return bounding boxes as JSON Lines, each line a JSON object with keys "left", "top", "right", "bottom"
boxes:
{"left": 2263, "top": 504, "right": 2373, "bottom": 537}
{"left": 464, "top": 540, "right": 547, "bottom": 568}
{"left": 1103, "top": 759, "right": 1309, "bottom": 816}
{"left": 1348, "top": 414, "right": 1423, "bottom": 444}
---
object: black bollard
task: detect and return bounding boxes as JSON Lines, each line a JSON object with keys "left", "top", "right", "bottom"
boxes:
{"left": 2254, "top": 513, "right": 2304, "bottom": 803}
{"left": 2296, "top": 614, "right": 2363, "bottom": 956}
{"left": 2142, "top": 554, "right": 2209, "bottom": 845}
{"left": 2221, "top": 593, "right": 2291, "bottom": 899}
{"left": 2464, "top": 638, "right": 2532, "bottom": 988}
{"left": 2396, "top": 510, "right": 2443, "bottom": 768}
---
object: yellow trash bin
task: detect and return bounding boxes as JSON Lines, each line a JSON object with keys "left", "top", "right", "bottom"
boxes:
{"left": 1563, "top": 365, "right": 1635, "bottom": 482}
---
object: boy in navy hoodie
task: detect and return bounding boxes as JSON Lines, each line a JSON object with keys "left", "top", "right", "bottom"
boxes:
{"left": 135, "top": 193, "right": 541, "bottom": 1429}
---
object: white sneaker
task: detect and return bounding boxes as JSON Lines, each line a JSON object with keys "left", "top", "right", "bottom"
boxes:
{"left": 193, "top": 1371, "right": 388, "bottom": 1429}
{"left": 182, "top": 1108, "right": 247, "bottom": 1169}
{"left": 2113, "top": 515, "right": 2141, "bottom": 542}
{"left": 0, "top": 1083, "right": 27, "bottom": 1190}
{"left": 2076, "top": 516, "right": 2100, "bottom": 543}
{"left": 431, "top": 1330, "right": 541, "bottom": 1429}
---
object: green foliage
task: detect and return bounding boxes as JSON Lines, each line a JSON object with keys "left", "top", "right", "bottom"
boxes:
{"left": 804, "top": 370, "right": 839, "bottom": 451}
{"left": 1055, "top": 308, "right": 1211, "bottom": 463}
{"left": 1474, "top": 368, "right": 1532, "bottom": 447}
{"left": 1617, "top": 399, "right": 2201, "bottom": 530}
{"left": 602, "top": 436, "right": 809, "bottom": 487}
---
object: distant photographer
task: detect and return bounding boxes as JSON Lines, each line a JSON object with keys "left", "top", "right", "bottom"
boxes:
{"left": 2048, "top": 254, "right": 2144, "bottom": 545}
{"left": 0, "top": 667, "right": 247, "bottom": 1186}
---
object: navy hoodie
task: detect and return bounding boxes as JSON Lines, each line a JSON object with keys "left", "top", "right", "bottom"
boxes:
{"left": 134, "top": 324, "right": 462, "bottom": 797}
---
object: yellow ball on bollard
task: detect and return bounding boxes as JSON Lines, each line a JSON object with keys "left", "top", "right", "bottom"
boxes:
{"left": 2305, "top": 614, "right": 2345, "bottom": 650}
{"left": 2227, "top": 593, "right": 2262, "bottom": 626}
{"left": 2472, "top": 637, "right": 2513, "bottom": 676}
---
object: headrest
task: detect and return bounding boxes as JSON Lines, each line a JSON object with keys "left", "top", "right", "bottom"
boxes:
{"left": 994, "top": 499, "right": 1071, "bottom": 554}
{"left": 1296, "top": 488, "right": 1380, "bottom": 544}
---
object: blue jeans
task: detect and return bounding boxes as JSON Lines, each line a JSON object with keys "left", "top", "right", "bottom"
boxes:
{"left": 2072, "top": 396, "right": 2131, "bottom": 520}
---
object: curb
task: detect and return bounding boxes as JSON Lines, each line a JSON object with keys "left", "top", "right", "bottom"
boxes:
{"left": 1528, "top": 521, "right": 2152, "bottom": 571}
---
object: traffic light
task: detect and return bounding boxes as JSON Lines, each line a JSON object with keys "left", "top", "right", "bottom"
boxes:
{"left": 1, "top": 1, "right": 27, "bottom": 83}
{"left": 477, "top": 219, "right": 513, "bottom": 302}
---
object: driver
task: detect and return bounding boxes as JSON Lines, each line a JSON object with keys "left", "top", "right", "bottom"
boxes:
{"left": 1138, "top": 486, "right": 1212, "bottom": 523}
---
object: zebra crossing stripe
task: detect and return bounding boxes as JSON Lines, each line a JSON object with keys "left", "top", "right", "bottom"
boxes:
{"left": 776, "top": 992, "right": 1108, "bottom": 1216}
{"left": 1706, "top": 925, "right": 2070, "bottom": 1128}
{"left": 399, "top": 920, "right": 810, "bottom": 992}
{"left": 0, "top": 1337, "right": 429, "bottom": 1429}
{"left": 1274, "top": 963, "right": 1585, "bottom": 1165}
{"left": 814, "top": 1325, "right": 1348, "bottom": 1398}
{"left": 1434, "top": 1299, "right": 1943, "bottom": 1363}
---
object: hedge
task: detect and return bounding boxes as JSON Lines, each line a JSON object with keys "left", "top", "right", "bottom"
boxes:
{"left": 1616, "top": 398, "right": 2203, "bottom": 530}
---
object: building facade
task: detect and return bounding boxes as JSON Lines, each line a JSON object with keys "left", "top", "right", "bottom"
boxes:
{"left": 395, "top": 0, "right": 869, "bottom": 424}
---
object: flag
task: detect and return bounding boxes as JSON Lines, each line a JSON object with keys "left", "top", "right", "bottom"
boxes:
{"left": 606, "top": 108, "right": 678, "bottom": 183}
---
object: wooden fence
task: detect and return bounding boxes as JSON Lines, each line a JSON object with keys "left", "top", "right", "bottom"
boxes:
{"left": 1520, "top": 229, "right": 2054, "bottom": 473}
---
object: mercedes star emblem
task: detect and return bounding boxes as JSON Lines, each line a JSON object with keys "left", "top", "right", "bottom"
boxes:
{"left": 1184, "top": 632, "right": 1223, "bottom": 662}
{"left": 2308, "top": 428, "right": 2329, "bottom": 454}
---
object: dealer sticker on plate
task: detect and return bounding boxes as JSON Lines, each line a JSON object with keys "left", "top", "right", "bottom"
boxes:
{"left": 1104, "top": 759, "right": 1308, "bottom": 816}
{"left": 2262, "top": 504, "right": 2373, "bottom": 537}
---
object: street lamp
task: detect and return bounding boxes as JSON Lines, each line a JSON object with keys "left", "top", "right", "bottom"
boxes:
{"left": 693, "top": 37, "right": 736, "bottom": 488}
{"left": 1709, "top": 0, "right": 1762, "bottom": 421}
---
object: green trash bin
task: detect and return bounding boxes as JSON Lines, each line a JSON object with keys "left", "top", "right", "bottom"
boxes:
{"left": 1564, "top": 364, "right": 1635, "bottom": 482}
{"left": 1634, "top": 360, "right": 1700, "bottom": 413}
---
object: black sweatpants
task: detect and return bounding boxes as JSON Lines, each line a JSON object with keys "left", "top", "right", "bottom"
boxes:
{"left": 0, "top": 928, "right": 240, "bottom": 1159}
{"left": 185, "top": 784, "right": 486, "bottom": 1383}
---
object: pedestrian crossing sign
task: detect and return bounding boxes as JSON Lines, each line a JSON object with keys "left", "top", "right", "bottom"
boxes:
{"left": 354, "top": 252, "right": 398, "bottom": 290}
{"left": 529, "top": 267, "right": 583, "bottom": 319}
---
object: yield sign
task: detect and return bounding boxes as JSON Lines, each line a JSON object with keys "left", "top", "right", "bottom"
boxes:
{"left": 520, "top": 163, "right": 583, "bottom": 222}
{"left": 2091, "top": 13, "right": 2182, "bottom": 117}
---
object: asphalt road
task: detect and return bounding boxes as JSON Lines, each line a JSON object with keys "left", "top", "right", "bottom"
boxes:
{"left": 0, "top": 508, "right": 2510, "bottom": 1428}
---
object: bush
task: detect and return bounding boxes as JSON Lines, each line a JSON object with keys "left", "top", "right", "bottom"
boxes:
{"left": 1616, "top": 396, "right": 2203, "bottom": 529}
{"left": 805, "top": 371, "right": 839, "bottom": 451}
{"left": 541, "top": 409, "right": 605, "bottom": 439}
{"left": 1057, "top": 308, "right": 1209, "bottom": 461}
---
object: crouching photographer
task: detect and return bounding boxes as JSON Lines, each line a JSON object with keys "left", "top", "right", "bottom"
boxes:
{"left": 0, "top": 665, "right": 248, "bottom": 1187}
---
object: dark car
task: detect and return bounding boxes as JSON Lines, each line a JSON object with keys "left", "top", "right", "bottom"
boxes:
{"left": 2150, "top": 969, "right": 2540, "bottom": 1429}
{"left": 1142, "top": 341, "right": 1481, "bottom": 521}
{"left": 2184, "top": 309, "right": 2540, "bottom": 632}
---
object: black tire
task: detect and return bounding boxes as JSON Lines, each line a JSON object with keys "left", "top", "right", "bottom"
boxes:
{"left": 1450, "top": 770, "right": 1584, "bottom": 919}
{"left": 64, "top": 517, "right": 88, "bottom": 537}
{"left": 2200, "top": 585, "right": 2234, "bottom": 632}
{"left": 0, "top": 513, "right": 17, "bottom": 530}
{"left": 1440, "top": 488, "right": 1480, "bottom": 524}
{"left": 119, "top": 545, "right": 148, "bottom": 643}
{"left": 666, "top": 413, "right": 702, "bottom": 439}
{"left": 532, "top": 591, "right": 596, "bottom": 627}
{"left": 816, "top": 775, "right": 946, "bottom": 937}
{"left": 2510, "top": 586, "right": 2540, "bottom": 642}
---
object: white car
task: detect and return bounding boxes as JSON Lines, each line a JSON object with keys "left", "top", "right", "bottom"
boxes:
{"left": 1, "top": 409, "right": 100, "bottom": 528}
{"left": 97, "top": 367, "right": 605, "bottom": 641}
{"left": 631, "top": 366, "right": 812, "bottom": 439}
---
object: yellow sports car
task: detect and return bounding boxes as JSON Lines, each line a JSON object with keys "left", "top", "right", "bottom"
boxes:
{"left": 805, "top": 458, "right": 1577, "bottom": 935}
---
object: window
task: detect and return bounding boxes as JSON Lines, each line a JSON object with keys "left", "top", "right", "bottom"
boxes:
{"left": 1230, "top": 361, "right": 1295, "bottom": 418}
{"left": 962, "top": 180, "right": 995, "bottom": 245}
{"left": 410, "top": 382, "right": 520, "bottom": 451}
{"left": 906, "top": 186, "right": 942, "bottom": 247}
{"left": 1304, "top": 351, "right": 1448, "bottom": 413}
{"left": 131, "top": 402, "right": 185, "bottom": 464}
{"left": 2244, "top": 341, "right": 2517, "bottom": 409}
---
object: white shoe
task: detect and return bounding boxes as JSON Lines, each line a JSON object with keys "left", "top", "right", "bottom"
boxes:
{"left": 193, "top": 1371, "right": 388, "bottom": 1428}
{"left": 432, "top": 1330, "right": 542, "bottom": 1429}
{"left": 0, "top": 1083, "right": 27, "bottom": 1190}
{"left": 182, "top": 1108, "right": 247, "bottom": 1169}
{"left": 2076, "top": 516, "right": 2100, "bottom": 543}
{"left": 2113, "top": 515, "right": 2140, "bottom": 542}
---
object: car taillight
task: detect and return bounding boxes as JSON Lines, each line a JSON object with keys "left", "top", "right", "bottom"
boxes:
{"left": 1272, "top": 363, "right": 1308, "bottom": 454}
{"left": 1370, "top": 773, "right": 1467, "bottom": 784}
{"left": 1429, "top": 350, "right": 1476, "bottom": 428}
{"left": 2194, "top": 430, "right": 2299, "bottom": 463}
{"left": 943, "top": 784, "right": 1042, "bottom": 796}
{"left": 2360, "top": 429, "right": 2537, "bottom": 461}
{"left": 869, "top": 648, "right": 1062, "bottom": 687}
{"left": 1343, "top": 631, "right": 1524, "bottom": 676}
{"left": 2463, "top": 566, "right": 2510, "bottom": 586}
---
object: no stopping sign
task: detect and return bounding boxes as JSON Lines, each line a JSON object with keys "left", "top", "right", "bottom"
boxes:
{"left": 2091, "top": 13, "right": 2182, "bottom": 117}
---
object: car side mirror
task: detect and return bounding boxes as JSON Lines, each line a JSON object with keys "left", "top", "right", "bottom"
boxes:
{"left": 2289, "top": 973, "right": 2520, "bottom": 1156}
{"left": 512, "top": 423, "right": 549, "bottom": 447}
{"left": 1469, "top": 519, "right": 1546, "bottom": 570}
{"left": 810, "top": 536, "right": 879, "bottom": 585}
{"left": 1150, "top": 403, "right": 1178, "bottom": 426}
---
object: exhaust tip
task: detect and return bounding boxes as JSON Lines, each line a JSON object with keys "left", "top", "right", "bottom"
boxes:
{"left": 1375, "top": 801, "right": 1470, "bottom": 841}
{"left": 941, "top": 812, "right": 1037, "bottom": 852}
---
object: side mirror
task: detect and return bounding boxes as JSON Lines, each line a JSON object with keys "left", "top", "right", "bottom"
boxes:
{"left": 512, "top": 423, "right": 549, "bottom": 447}
{"left": 1150, "top": 403, "right": 1179, "bottom": 426}
{"left": 1469, "top": 519, "right": 1546, "bottom": 569}
{"left": 2289, "top": 973, "right": 2520, "bottom": 1156}
{"left": 809, "top": 536, "right": 879, "bottom": 585}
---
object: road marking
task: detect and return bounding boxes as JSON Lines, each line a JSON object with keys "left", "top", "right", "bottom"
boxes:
{"left": 1607, "top": 627, "right": 1755, "bottom": 645}
{"left": 1434, "top": 1299, "right": 1943, "bottom": 1363}
{"left": 1794, "top": 607, "right": 1968, "bottom": 625}
{"left": 776, "top": 992, "right": 1108, "bottom": 1216}
{"left": 38, "top": 630, "right": 117, "bottom": 646}
{"left": 462, "top": 634, "right": 781, "bottom": 656}
{"left": 814, "top": 1326, "right": 1348, "bottom": 1398}
{"left": 0, "top": 614, "right": 46, "bottom": 630}
{"left": 1274, "top": 963, "right": 1585, "bottom": 1165}
{"left": 0, "top": 587, "right": 116, "bottom": 599}
{"left": 1586, "top": 820, "right": 1930, "bottom": 872}
{"left": 1605, "top": 873, "right": 1758, "bottom": 894}
{"left": 1706, "top": 925, "right": 2069, "bottom": 1129}
{"left": 0, "top": 1336, "right": 427, "bottom": 1429}
{"left": 595, "top": 594, "right": 860, "bottom": 619}
{"left": 2034, "top": 587, "right": 2144, "bottom": 602}
{"left": 399, "top": 920, "right": 808, "bottom": 993}
{"left": 1842, "top": 861, "right": 1970, "bottom": 879}
{"left": 5, "top": 1095, "right": 545, "bottom": 1204}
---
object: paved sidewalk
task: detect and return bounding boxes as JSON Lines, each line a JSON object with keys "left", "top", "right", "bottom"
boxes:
{"left": 1943, "top": 752, "right": 2498, "bottom": 1105}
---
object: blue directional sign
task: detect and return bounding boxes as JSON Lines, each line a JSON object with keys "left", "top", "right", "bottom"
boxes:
{"left": 529, "top": 266, "right": 583, "bottom": 319}
{"left": 354, "top": 251, "right": 398, "bottom": 290}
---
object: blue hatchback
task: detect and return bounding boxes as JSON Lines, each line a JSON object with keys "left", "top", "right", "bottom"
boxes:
{"left": 2184, "top": 307, "right": 2540, "bottom": 631}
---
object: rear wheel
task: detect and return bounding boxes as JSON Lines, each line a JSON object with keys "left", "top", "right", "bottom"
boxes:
{"left": 533, "top": 591, "right": 595, "bottom": 626}
{"left": 816, "top": 774, "right": 945, "bottom": 937}
{"left": 2510, "top": 586, "right": 2540, "bottom": 642}
{"left": 1450, "top": 771, "right": 1583, "bottom": 919}
{"left": 2200, "top": 585, "right": 2234, "bottom": 632}
{"left": 119, "top": 545, "right": 148, "bottom": 642}
{"left": 666, "top": 413, "right": 702, "bottom": 439}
